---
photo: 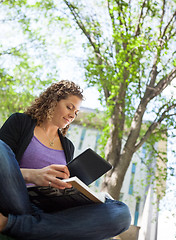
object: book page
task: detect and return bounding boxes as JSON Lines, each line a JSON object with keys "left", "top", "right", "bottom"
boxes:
{"left": 63, "top": 177, "right": 106, "bottom": 203}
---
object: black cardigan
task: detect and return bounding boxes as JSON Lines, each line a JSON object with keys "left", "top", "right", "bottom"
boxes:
{"left": 0, "top": 113, "right": 74, "bottom": 164}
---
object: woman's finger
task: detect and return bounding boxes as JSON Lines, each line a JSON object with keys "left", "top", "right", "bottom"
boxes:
{"left": 49, "top": 165, "right": 70, "bottom": 178}
{"left": 47, "top": 176, "right": 72, "bottom": 189}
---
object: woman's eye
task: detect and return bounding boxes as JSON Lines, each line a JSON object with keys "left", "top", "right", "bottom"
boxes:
{"left": 67, "top": 106, "right": 71, "bottom": 110}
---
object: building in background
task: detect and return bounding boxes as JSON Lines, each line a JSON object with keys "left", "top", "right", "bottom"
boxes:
{"left": 68, "top": 107, "right": 167, "bottom": 240}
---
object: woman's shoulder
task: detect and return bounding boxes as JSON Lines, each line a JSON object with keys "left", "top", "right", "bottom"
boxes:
{"left": 10, "top": 112, "right": 30, "bottom": 119}
{"left": 5, "top": 113, "right": 36, "bottom": 129}
{"left": 64, "top": 135, "right": 74, "bottom": 147}
{"left": 1, "top": 112, "right": 25, "bottom": 125}
{"left": 9, "top": 112, "right": 34, "bottom": 122}
{"left": 59, "top": 131, "right": 74, "bottom": 147}
{"left": 58, "top": 130, "right": 75, "bottom": 158}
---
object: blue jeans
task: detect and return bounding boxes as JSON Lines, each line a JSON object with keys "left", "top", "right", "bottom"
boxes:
{"left": 0, "top": 140, "right": 131, "bottom": 240}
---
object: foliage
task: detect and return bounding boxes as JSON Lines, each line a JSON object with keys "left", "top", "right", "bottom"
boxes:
{"left": 0, "top": 0, "right": 67, "bottom": 120}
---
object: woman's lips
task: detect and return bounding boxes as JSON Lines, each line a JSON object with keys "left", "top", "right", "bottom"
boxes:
{"left": 63, "top": 117, "right": 69, "bottom": 123}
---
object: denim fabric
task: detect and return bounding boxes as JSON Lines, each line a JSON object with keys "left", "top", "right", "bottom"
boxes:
{"left": 0, "top": 140, "right": 131, "bottom": 240}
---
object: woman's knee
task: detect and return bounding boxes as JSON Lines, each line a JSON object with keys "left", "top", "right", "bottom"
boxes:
{"left": 0, "top": 140, "right": 15, "bottom": 163}
{"left": 106, "top": 200, "right": 131, "bottom": 235}
{"left": 119, "top": 201, "right": 131, "bottom": 231}
{"left": 0, "top": 140, "right": 19, "bottom": 177}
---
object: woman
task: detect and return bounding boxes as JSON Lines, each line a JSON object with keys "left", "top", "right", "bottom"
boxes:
{"left": 0, "top": 80, "right": 131, "bottom": 240}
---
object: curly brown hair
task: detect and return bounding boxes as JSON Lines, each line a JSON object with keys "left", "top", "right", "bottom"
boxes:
{"left": 25, "top": 80, "right": 84, "bottom": 135}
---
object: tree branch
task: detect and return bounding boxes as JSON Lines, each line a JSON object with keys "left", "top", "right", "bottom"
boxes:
{"left": 147, "top": 64, "right": 176, "bottom": 102}
{"left": 135, "top": 103, "right": 176, "bottom": 151}
{"left": 151, "top": 144, "right": 167, "bottom": 166}
{"left": 63, "top": 1, "right": 97, "bottom": 51}
{"left": 135, "top": 0, "right": 148, "bottom": 36}
{"left": 159, "top": 0, "right": 166, "bottom": 37}
{"left": 162, "top": 50, "right": 176, "bottom": 68}
{"left": 107, "top": 0, "right": 128, "bottom": 56}
{"left": 107, "top": 0, "right": 116, "bottom": 30}
{"left": 154, "top": 66, "right": 176, "bottom": 96}
{"left": 148, "top": 53, "right": 159, "bottom": 88}
{"left": 161, "top": 10, "right": 176, "bottom": 39}
{"left": 168, "top": 30, "right": 176, "bottom": 41}
{"left": 107, "top": 0, "right": 119, "bottom": 56}
{"left": 115, "top": 0, "right": 128, "bottom": 33}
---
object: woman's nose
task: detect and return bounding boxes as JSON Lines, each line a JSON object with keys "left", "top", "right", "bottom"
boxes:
{"left": 69, "top": 110, "right": 76, "bottom": 119}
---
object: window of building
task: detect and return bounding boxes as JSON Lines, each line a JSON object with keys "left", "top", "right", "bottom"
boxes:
{"left": 128, "top": 163, "right": 136, "bottom": 195}
{"left": 66, "top": 125, "right": 72, "bottom": 137}
{"left": 78, "top": 128, "right": 86, "bottom": 150}
{"left": 94, "top": 132, "right": 100, "bottom": 151}
{"left": 134, "top": 197, "right": 141, "bottom": 226}
{"left": 119, "top": 192, "right": 124, "bottom": 201}
{"left": 141, "top": 143, "right": 146, "bottom": 163}
{"left": 94, "top": 178, "right": 101, "bottom": 187}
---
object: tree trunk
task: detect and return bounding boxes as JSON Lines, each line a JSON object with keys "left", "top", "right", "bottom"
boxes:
{"left": 101, "top": 107, "right": 134, "bottom": 199}
{"left": 102, "top": 145, "right": 134, "bottom": 200}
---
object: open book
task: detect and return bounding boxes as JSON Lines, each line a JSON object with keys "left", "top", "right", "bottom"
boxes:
{"left": 27, "top": 148, "right": 113, "bottom": 212}
{"left": 28, "top": 176, "right": 113, "bottom": 213}
{"left": 63, "top": 177, "right": 113, "bottom": 203}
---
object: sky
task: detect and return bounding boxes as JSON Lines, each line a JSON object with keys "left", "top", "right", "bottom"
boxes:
{"left": 158, "top": 211, "right": 176, "bottom": 239}
{"left": 57, "top": 57, "right": 104, "bottom": 110}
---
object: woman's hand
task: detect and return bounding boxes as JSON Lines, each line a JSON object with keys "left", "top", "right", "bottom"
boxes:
{"left": 21, "top": 165, "right": 72, "bottom": 189}
{"left": 0, "top": 213, "right": 8, "bottom": 232}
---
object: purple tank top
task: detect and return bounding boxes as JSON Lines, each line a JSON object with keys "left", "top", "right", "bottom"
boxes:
{"left": 20, "top": 136, "right": 67, "bottom": 169}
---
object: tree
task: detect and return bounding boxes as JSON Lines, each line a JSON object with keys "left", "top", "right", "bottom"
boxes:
{"left": 62, "top": 0, "right": 176, "bottom": 199}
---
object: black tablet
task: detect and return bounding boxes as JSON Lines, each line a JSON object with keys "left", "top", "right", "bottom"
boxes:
{"left": 67, "top": 148, "right": 112, "bottom": 185}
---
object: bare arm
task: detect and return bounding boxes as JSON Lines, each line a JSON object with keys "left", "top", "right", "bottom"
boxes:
{"left": 21, "top": 164, "right": 72, "bottom": 189}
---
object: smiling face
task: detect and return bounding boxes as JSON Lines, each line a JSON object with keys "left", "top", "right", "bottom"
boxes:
{"left": 51, "top": 95, "right": 82, "bottom": 129}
